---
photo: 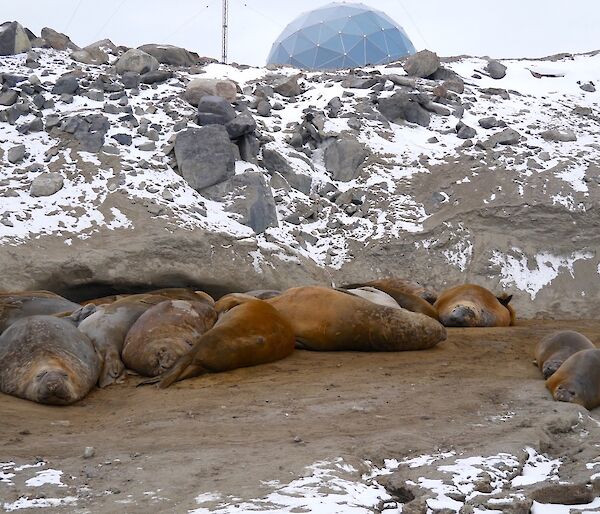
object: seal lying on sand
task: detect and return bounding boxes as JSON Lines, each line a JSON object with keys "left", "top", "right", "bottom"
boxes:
{"left": 433, "top": 284, "right": 515, "bottom": 327}
{"left": 260, "top": 286, "right": 446, "bottom": 351}
{"left": 0, "top": 315, "right": 100, "bottom": 405}
{"left": 341, "top": 278, "right": 438, "bottom": 304}
{"left": 339, "top": 287, "right": 401, "bottom": 310}
{"left": 535, "top": 330, "right": 595, "bottom": 379}
{"left": 77, "top": 291, "right": 213, "bottom": 388}
{"left": 122, "top": 299, "right": 217, "bottom": 377}
{"left": 0, "top": 291, "right": 81, "bottom": 333}
{"left": 150, "top": 296, "right": 295, "bottom": 388}
{"left": 546, "top": 349, "right": 600, "bottom": 410}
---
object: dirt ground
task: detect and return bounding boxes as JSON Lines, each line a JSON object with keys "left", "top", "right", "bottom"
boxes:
{"left": 2, "top": 319, "right": 600, "bottom": 513}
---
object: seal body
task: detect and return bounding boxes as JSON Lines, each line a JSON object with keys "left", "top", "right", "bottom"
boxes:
{"left": 156, "top": 297, "right": 295, "bottom": 388}
{"left": 546, "top": 349, "right": 600, "bottom": 410}
{"left": 122, "top": 300, "right": 217, "bottom": 377}
{"left": 244, "top": 290, "right": 282, "bottom": 300}
{"left": 339, "top": 287, "right": 401, "bottom": 310}
{"left": 265, "top": 286, "right": 446, "bottom": 351}
{"left": 535, "top": 330, "right": 595, "bottom": 379}
{"left": 0, "top": 315, "right": 100, "bottom": 405}
{"left": 0, "top": 292, "right": 81, "bottom": 334}
{"left": 433, "top": 284, "right": 514, "bottom": 327}
{"left": 341, "top": 278, "right": 438, "bottom": 305}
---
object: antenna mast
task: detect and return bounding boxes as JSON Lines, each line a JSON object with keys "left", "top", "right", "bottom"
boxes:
{"left": 222, "top": 0, "right": 228, "bottom": 64}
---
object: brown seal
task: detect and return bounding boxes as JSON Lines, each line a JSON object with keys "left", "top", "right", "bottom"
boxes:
{"left": 535, "top": 331, "right": 595, "bottom": 379}
{"left": 151, "top": 296, "right": 295, "bottom": 388}
{"left": 76, "top": 290, "right": 213, "bottom": 388}
{"left": 262, "top": 286, "right": 446, "bottom": 351}
{"left": 433, "top": 284, "right": 515, "bottom": 327}
{"left": 546, "top": 349, "right": 600, "bottom": 410}
{"left": 341, "top": 278, "right": 438, "bottom": 305}
{"left": 122, "top": 300, "right": 217, "bottom": 377}
{"left": 340, "top": 286, "right": 401, "bottom": 310}
{"left": 243, "top": 290, "right": 282, "bottom": 300}
{"left": 0, "top": 291, "right": 82, "bottom": 333}
{"left": 0, "top": 315, "right": 101, "bottom": 405}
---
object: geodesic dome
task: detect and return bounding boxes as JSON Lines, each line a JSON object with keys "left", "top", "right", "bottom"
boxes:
{"left": 267, "top": 2, "right": 416, "bottom": 70}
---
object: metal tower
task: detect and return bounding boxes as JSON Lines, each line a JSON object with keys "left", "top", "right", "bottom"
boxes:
{"left": 222, "top": 0, "right": 228, "bottom": 64}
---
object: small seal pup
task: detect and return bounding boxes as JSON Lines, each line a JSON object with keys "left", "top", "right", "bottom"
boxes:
{"left": 546, "top": 349, "right": 600, "bottom": 410}
{"left": 535, "top": 330, "right": 595, "bottom": 379}
{"left": 0, "top": 291, "right": 81, "bottom": 333}
{"left": 0, "top": 315, "right": 100, "bottom": 405}
{"left": 122, "top": 299, "right": 218, "bottom": 377}
{"left": 262, "top": 286, "right": 446, "bottom": 351}
{"left": 433, "top": 284, "right": 515, "bottom": 327}
{"left": 151, "top": 296, "right": 295, "bottom": 388}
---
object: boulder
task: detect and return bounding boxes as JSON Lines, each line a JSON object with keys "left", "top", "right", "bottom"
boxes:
{"left": 115, "top": 49, "right": 159, "bottom": 75}
{"left": 174, "top": 126, "right": 236, "bottom": 191}
{"left": 138, "top": 44, "right": 198, "bottom": 67}
{"left": 30, "top": 172, "right": 64, "bottom": 197}
{"left": 403, "top": 49, "right": 440, "bottom": 78}
{"left": 324, "top": 136, "right": 369, "bottom": 182}
{"left": 456, "top": 121, "right": 476, "bottom": 139}
{"left": 52, "top": 74, "right": 79, "bottom": 95}
{"left": 225, "top": 112, "right": 257, "bottom": 139}
{"left": 184, "top": 78, "right": 238, "bottom": 104}
{"left": 0, "top": 89, "right": 19, "bottom": 106}
{"left": 40, "top": 27, "right": 79, "bottom": 51}
{"left": 70, "top": 48, "right": 109, "bottom": 65}
{"left": 485, "top": 59, "right": 507, "bottom": 79}
{"left": 196, "top": 95, "right": 236, "bottom": 126}
{"left": 7, "top": 144, "right": 26, "bottom": 164}
{"left": 377, "top": 92, "right": 431, "bottom": 127}
{"left": 85, "top": 39, "right": 118, "bottom": 55}
{"left": 541, "top": 129, "right": 577, "bottom": 142}
{"left": 0, "top": 21, "right": 32, "bottom": 56}
{"left": 273, "top": 74, "right": 303, "bottom": 97}
{"left": 140, "top": 70, "right": 173, "bottom": 84}
{"left": 202, "top": 172, "right": 279, "bottom": 233}
{"left": 261, "top": 148, "right": 312, "bottom": 195}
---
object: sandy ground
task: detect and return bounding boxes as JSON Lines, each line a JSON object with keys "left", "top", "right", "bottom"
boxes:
{"left": 2, "top": 319, "right": 600, "bottom": 513}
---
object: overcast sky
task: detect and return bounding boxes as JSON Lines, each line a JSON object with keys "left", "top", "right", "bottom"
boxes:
{"left": 4, "top": 1, "right": 600, "bottom": 65}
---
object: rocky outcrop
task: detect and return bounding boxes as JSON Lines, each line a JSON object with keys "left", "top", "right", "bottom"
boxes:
{"left": 0, "top": 21, "right": 31, "bottom": 56}
{"left": 184, "top": 78, "right": 238, "bottom": 104}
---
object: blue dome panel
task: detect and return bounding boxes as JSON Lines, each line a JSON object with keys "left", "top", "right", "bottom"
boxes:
{"left": 267, "top": 2, "right": 416, "bottom": 70}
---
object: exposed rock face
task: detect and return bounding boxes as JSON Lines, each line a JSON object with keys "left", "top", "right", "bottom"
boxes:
{"left": 174, "top": 126, "right": 236, "bottom": 191}
{"left": 138, "top": 44, "right": 198, "bottom": 67}
{"left": 0, "top": 21, "right": 32, "bottom": 56}
{"left": 184, "top": 78, "right": 238, "bottom": 104}
{"left": 324, "top": 136, "right": 369, "bottom": 182}
{"left": 40, "top": 27, "right": 79, "bottom": 51}
{"left": 115, "top": 49, "right": 159, "bottom": 75}
{"left": 203, "top": 172, "right": 278, "bottom": 233}
{"left": 403, "top": 49, "right": 440, "bottom": 78}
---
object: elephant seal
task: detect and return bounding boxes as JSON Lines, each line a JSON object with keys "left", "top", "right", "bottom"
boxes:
{"left": 147, "top": 288, "right": 215, "bottom": 305}
{"left": 0, "top": 291, "right": 81, "bottom": 333}
{"left": 433, "top": 284, "right": 515, "bottom": 327}
{"left": 535, "top": 331, "right": 595, "bottom": 379}
{"left": 244, "top": 290, "right": 281, "bottom": 300}
{"left": 151, "top": 296, "right": 295, "bottom": 388}
{"left": 338, "top": 287, "right": 401, "bottom": 310}
{"left": 0, "top": 315, "right": 100, "bottom": 405}
{"left": 258, "top": 286, "right": 446, "bottom": 352}
{"left": 122, "top": 300, "right": 218, "bottom": 377}
{"left": 546, "top": 349, "right": 600, "bottom": 410}
{"left": 341, "top": 278, "right": 438, "bottom": 304}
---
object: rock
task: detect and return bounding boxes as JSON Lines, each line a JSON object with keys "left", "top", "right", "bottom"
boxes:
{"left": 202, "top": 172, "right": 278, "bottom": 233}
{"left": 52, "top": 74, "right": 79, "bottom": 95}
{"left": 30, "top": 172, "right": 64, "bottom": 197}
{"left": 256, "top": 100, "right": 271, "bottom": 117}
{"left": 324, "top": 136, "right": 369, "bottom": 182}
{"left": 327, "top": 96, "right": 342, "bottom": 118}
{"left": 174, "top": 126, "right": 236, "bottom": 191}
{"left": 115, "top": 49, "right": 159, "bottom": 75}
{"left": 403, "top": 49, "right": 440, "bottom": 78}
{"left": 580, "top": 82, "right": 596, "bottom": 93}
{"left": 85, "top": 39, "right": 118, "bottom": 55}
{"left": 112, "top": 133, "right": 132, "bottom": 146}
{"left": 0, "top": 21, "right": 32, "bottom": 56}
{"left": 40, "top": 27, "right": 79, "bottom": 50}
{"left": 456, "top": 122, "right": 476, "bottom": 139}
{"left": 76, "top": 132, "right": 105, "bottom": 153}
{"left": 121, "top": 72, "right": 140, "bottom": 89}
{"left": 184, "top": 78, "right": 238, "bottom": 104}
{"left": 137, "top": 44, "right": 198, "bottom": 67}
{"left": 140, "top": 70, "right": 173, "bottom": 84}
{"left": 83, "top": 447, "right": 95, "bottom": 459}
{"left": 273, "top": 74, "right": 303, "bottom": 97}
{"left": 541, "top": 129, "right": 577, "bottom": 142}
{"left": 261, "top": 148, "right": 312, "bottom": 195}
{"left": 196, "top": 95, "right": 237, "bottom": 126}
{"left": 7, "top": 144, "right": 26, "bottom": 164}
{"left": 341, "top": 76, "right": 378, "bottom": 89}
{"left": 0, "top": 89, "right": 18, "bottom": 106}
{"left": 478, "top": 117, "right": 500, "bottom": 129}
{"left": 491, "top": 127, "right": 521, "bottom": 145}
{"left": 225, "top": 112, "right": 256, "bottom": 139}
{"left": 70, "top": 48, "right": 109, "bottom": 65}
{"left": 443, "top": 78, "right": 465, "bottom": 94}
{"left": 485, "top": 60, "right": 507, "bottom": 79}
{"left": 530, "top": 483, "right": 593, "bottom": 505}
{"left": 238, "top": 133, "right": 260, "bottom": 164}
{"left": 377, "top": 92, "right": 431, "bottom": 127}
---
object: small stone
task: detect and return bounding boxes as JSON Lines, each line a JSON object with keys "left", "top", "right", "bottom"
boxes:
{"left": 83, "top": 447, "right": 95, "bottom": 459}
{"left": 7, "top": 144, "right": 26, "bottom": 164}
{"left": 30, "top": 172, "right": 64, "bottom": 197}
